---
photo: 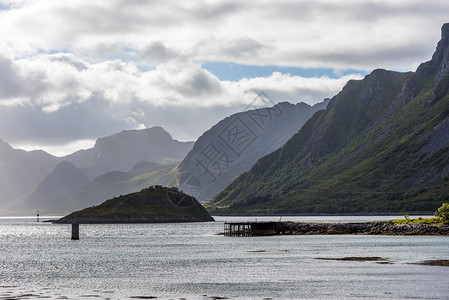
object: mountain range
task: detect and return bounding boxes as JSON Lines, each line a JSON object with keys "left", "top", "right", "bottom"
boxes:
{"left": 170, "top": 100, "right": 329, "bottom": 202}
{"left": 1, "top": 127, "right": 193, "bottom": 215}
{"left": 207, "top": 23, "right": 449, "bottom": 215}
{"left": 0, "top": 139, "right": 59, "bottom": 208}
{"left": 0, "top": 100, "right": 326, "bottom": 215}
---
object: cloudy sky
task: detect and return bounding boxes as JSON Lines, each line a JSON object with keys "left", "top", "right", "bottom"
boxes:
{"left": 0, "top": 0, "right": 448, "bottom": 156}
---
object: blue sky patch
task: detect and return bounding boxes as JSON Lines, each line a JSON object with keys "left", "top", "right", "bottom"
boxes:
{"left": 0, "top": 3, "right": 11, "bottom": 10}
{"left": 201, "top": 62, "right": 368, "bottom": 81}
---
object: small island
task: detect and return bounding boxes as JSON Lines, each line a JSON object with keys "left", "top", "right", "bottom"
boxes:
{"left": 54, "top": 185, "right": 214, "bottom": 224}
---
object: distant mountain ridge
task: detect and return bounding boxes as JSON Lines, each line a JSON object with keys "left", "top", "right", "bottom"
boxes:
{"left": 0, "top": 138, "right": 59, "bottom": 208}
{"left": 65, "top": 126, "right": 193, "bottom": 179}
{"left": 2, "top": 99, "right": 326, "bottom": 215}
{"left": 0, "top": 127, "right": 193, "bottom": 215}
{"left": 16, "top": 161, "right": 91, "bottom": 211}
{"left": 208, "top": 24, "right": 449, "bottom": 215}
{"left": 170, "top": 100, "right": 329, "bottom": 203}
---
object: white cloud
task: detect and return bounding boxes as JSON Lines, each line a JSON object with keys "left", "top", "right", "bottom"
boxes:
{"left": 0, "top": 0, "right": 448, "bottom": 154}
{"left": 233, "top": 72, "right": 363, "bottom": 103}
{"left": 0, "top": 48, "right": 361, "bottom": 152}
{"left": 1, "top": 0, "right": 447, "bottom": 69}
{"left": 0, "top": 49, "right": 361, "bottom": 110}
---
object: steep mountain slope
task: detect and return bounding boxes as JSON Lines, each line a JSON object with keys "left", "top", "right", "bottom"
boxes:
{"left": 9, "top": 161, "right": 91, "bottom": 213}
{"left": 170, "top": 101, "right": 329, "bottom": 203}
{"left": 60, "top": 162, "right": 178, "bottom": 213}
{"left": 65, "top": 126, "right": 194, "bottom": 179}
{"left": 0, "top": 139, "right": 59, "bottom": 208}
{"left": 208, "top": 24, "right": 449, "bottom": 215}
{"left": 11, "top": 160, "right": 178, "bottom": 215}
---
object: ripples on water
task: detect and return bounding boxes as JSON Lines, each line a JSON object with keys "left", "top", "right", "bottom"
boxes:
{"left": 0, "top": 216, "right": 448, "bottom": 299}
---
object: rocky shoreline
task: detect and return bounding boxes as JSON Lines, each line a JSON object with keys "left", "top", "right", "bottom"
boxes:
{"left": 281, "top": 221, "right": 449, "bottom": 235}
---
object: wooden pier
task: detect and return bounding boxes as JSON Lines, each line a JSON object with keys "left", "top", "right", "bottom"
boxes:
{"left": 224, "top": 221, "right": 284, "bottom": 236}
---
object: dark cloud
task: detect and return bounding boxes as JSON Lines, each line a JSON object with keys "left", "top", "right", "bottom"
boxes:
{"left": 222, "top": 38, "right": 269, "bottom": 59}
{"left": 0, "top": 53, "right": 49, "bottom": 101}
{"left": 188, "top": 2, "right": 242, "bottom": 21}
{"left": 52, "top": 2, "right": 177, "bottom": 35}
{"left": 45, "top": 53, "right": 88, "bottom": 71}
{"left": 0, "top": 55, "right": 22, "bottom": 99}
{"left": 264, "top": 1, "right": 449, "bottom": 24}
{"left": 139, "top": 41, "right": 179, "bottom": 65}
{"left": 0, "top": 95, "right": 135, "bottom": 145}
{"left": 299, "top": 42, "right": 436, "bottom": 70}
{"left": 194, "top": 37, "right": 270, "bottom": 61}
{"left": 0, "top": 92, "right": 243, "bottom": 146}
{"left": 173, "top": 69, "right": 223, "bottom": 97}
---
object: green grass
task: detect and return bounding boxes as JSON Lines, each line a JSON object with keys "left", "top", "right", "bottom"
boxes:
{"left": 392, "top": 217, "right": 449, "bottom": 226}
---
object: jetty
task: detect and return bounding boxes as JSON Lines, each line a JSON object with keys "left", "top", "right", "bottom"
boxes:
{"left": 224, "top": 221, "right": 285, "bottom": 236}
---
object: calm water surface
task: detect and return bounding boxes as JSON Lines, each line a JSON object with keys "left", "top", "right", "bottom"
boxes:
{"left": 0, "top": 216, "right": 448, "bottom": 299}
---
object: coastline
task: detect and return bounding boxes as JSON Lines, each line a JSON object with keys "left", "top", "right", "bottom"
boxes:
{"left": 281, "top": 221, "right": 449, "bottom": 235}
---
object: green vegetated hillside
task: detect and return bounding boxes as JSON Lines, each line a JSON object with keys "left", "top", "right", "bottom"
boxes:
{"left": 207, "top": 24, "right": 449, "bottom": 215}
{"left": 55, "top": 185, "right": 214, "bottom": 223}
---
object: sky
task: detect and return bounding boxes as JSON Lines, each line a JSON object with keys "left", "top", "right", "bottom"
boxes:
{"left": 0, "top": 0, "right": 448, "bottom": 156}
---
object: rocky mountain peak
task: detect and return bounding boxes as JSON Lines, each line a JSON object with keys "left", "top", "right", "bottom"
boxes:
{"left": 441, "top": 23, "right": 449, "bottom": 43}
{"left": 416, "top": 24, "right": 449, "bottom": 76}
{"left": 408, "top": 23, "right": 449, "bottom": 104}
{"left": 94, "top": 126, "right": 174, "bottom": 148}
{"left": 434, "top": 23, "right": 449, "bottom": 87}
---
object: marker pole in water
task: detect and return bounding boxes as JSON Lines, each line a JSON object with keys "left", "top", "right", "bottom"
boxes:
{"left": 71, "top": 223, "right": 79, "bottom": 240}
{"left": 37, "top": 210, "right": 39, "bottom": 222}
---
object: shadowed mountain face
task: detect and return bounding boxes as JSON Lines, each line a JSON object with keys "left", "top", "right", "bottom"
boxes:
{"left": 0, "top": 139, "right": 59, "bottom": 208}
{"left": 208, "top": 24, "right": 449, "bottom": 215}
{"left": 0, "top": 127, "right": 193, "bottom": 215}
{"left": 170, "top": 100, "right": 329, "bottom": 203}
{"left": 65, "top": 126, "right": 194, "bottom": 179}
{"left": 58, "top": 161, "right": 177, "bottom": 213}
{"left": 12, "top": 161, "right": 91, "bottom": 211}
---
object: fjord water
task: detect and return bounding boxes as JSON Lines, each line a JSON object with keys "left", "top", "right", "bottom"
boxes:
{"left": 1, "top": 216, "right": 448, "bottom": 300}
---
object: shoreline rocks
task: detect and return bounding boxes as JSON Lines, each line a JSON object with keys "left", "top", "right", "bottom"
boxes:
{"left": 281, "top": 221, "right": 449, "bottom": 235}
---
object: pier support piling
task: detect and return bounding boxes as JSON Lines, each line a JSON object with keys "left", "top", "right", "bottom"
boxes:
{"left": 71, "top": 223, "right": 79, "bottom": 240}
